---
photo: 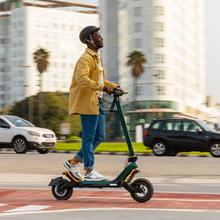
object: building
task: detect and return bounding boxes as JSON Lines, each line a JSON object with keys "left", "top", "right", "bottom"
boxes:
{"left": 0, "top": 0, "right": 98, "bottom": 112}
{"left": 100, "top": 0, "right": 219, "bottom": 138}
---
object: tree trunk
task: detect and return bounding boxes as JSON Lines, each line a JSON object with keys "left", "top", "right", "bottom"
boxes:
{"left": 38, "top": 74, "right": 44, "bottom": 127}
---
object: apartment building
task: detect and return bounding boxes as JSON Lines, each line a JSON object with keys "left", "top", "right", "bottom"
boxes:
{"left": 0, "top": 0, "right": 98, "bottom": 111}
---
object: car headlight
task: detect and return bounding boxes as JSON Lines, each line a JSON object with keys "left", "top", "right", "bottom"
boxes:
{"left": 28, "top": 131, "right": 41, "bottom": 137}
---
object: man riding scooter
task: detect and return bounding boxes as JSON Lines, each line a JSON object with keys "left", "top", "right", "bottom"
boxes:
{"left": 63, "top": 25, "right": 120, "bottom": 181}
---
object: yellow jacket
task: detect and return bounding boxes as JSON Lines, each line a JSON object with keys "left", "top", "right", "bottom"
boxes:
{"left": 69, "top": 48, "right": 117, "bottom": 115}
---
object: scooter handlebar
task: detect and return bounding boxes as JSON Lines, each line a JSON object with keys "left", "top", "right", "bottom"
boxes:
{"left": 111, "top": 88, "right": 127, "bottom": 97}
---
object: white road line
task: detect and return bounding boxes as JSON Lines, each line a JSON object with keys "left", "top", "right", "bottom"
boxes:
{"left": 5, "top": 205, "right": 50, "bottom": 213}
{"left": 1, "top": 207, "right": 220, "bottom": 217}
{"left": 78, "top": 196, "right": 220, "bottom": 202}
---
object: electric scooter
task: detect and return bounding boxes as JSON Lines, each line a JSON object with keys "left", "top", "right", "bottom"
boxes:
{"left": 49, "top": 89, "right": 154, "bottom": 203}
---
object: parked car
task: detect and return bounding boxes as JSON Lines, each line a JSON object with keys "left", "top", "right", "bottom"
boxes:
{"left": 0, "top": 115, "right": 56, "bottom": 154}
{"left": 143, "top": 118, "right": 220, "bottom": 157}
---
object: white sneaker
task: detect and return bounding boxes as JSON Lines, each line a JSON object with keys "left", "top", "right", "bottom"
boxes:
{"left": 63, "top": 161, "right": 83, "bottom": 180}
{"left": 85, "top": 169, "right": 108, "bottom": 181}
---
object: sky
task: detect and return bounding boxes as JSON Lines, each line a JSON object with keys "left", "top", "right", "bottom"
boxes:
{"left": 205, "top": 0, "right": 220, "bottom": 101}
{"left": 0, "top": 0, "right": 219, "bottom": 101}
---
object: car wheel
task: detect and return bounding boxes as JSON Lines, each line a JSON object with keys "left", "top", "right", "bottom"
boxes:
{"left": 210, "top": 142, "right": 220, "bottom": 157}
{"left": 37, "top": 149, "right": 49, "bottom": 154}
{"left": 152, "top": 140, "right": 168, "bottom": 156}
{"left": 12, "top": 136, "right": 28, "bottom": 154}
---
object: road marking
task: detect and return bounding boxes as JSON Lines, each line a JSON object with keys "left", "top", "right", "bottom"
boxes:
{"left": 5, "top": 205, "right": 50, "bottom": 213}
{"left": 0, "top": 204, "right": 6, "bottom": 207}
{"left": 78, "top": 196, "right": 220, "bottom": 202}
{"left": 1, "top": 207, "right": 220, "bottom": 217}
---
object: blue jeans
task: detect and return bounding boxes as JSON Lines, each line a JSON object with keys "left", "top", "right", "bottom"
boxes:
{"left": 75, "top": 98, "right": 105, "bottom": 170}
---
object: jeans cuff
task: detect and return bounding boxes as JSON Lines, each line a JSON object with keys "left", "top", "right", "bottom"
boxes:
{"left": 74, "top": 155, "right": 83, "bottom": 163}
{"left": 84, "top": 166, "right": 94, "bottom": 171}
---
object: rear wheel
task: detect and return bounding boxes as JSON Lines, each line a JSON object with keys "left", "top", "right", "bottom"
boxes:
{"left": 52, "top": 184, "right": 73, "bottom": 200}
{"left": 12, "top": 137, "right": 28, "bottom": 154}
{"left": 152, "top": 140, "right": 168, "bottom": 156}
{"left": 130, "top": 178, "right": 154, "bottom": 203}
{"left": 210, "top": 142, "right": 220, "bottom": 157}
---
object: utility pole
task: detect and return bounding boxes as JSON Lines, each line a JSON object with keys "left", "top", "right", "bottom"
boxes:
{"left": 21, "top": 65, "right": 33, "bottom": 122}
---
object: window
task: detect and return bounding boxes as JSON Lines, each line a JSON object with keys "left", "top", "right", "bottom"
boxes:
{"left": 162, "top": 121, "right": 182, "bottom": 131}
{"left": 155, "top": 54, "right": 165, "bottom": 63}
{"left": 183, "top": 121, "right": 203, "bottom": 132}
{"left": 134, "top": 38, "right": 142, "bottom": 48}
{"left": 151, "top": 121, "right": 162, "bottom": 129}
{"left": 155, "top": 69, "right": 165, "bottom": 79}
{"left": 134, "top": 23, "right": 142, "bottom": 32}
{"left": 0, "top": 119, "right": 9, "bottom": 128}
{"left": 154, "top": 6, "right": 165, "bottom": 16}
{"left": 134, "top": 7, "right": 142, "bottom": 16}
{"left": 156, "top": 85, "right": 165, "bottom": 95}
{"left": 155, "top": 38, "right": 165, "bottom": 47}
{"left": 154, "top": 22, "right": 164, "bottom": 32}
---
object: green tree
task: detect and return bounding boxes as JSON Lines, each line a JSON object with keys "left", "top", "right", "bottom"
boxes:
{"left": 10, "top": 92, "right": 81, "bottom": 136}
{"left": 33, "top": 47, "right": 50, "bottom": 127}
{"left": 127, "top": 50, "right": 147, "bottom": 101}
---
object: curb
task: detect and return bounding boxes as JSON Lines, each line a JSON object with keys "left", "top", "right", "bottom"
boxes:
{"left": 0, "top": 148, "right": 211, "bottom": 157}
{"left": 49, "top": 150, "right": 210, "bottom": 157}
{"left": 49, "top": 150, "right": 152, "bottom": 156}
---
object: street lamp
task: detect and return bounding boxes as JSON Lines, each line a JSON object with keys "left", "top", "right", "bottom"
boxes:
{"left": 20, "top": 65, "right": 33, "bottom": 122}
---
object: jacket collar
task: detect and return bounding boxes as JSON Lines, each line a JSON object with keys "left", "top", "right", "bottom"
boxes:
{"left": 85, "top": 48, "right": 99, "bottom": 57}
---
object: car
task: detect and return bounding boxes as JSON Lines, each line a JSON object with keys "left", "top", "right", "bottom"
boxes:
{"left": 143, "top": 118, "right": 220, "bottom": 157}
{"left": 0, "top": 115, "right": 56, "bottom": 154}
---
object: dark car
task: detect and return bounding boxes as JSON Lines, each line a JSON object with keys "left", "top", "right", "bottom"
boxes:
{"left": 143, "top": 118, "right": 220, "bottom": 157}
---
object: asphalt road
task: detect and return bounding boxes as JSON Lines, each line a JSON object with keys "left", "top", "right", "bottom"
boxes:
{"left": 1, "top": 151, "right": 220, "bottom": 220}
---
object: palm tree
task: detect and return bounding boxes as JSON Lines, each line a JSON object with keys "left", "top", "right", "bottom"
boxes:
{"left": 33, "top": 47, "right": 50, "bottom": 126}
{"left": 127, "top": 50, "right": 147, "bottom": 101}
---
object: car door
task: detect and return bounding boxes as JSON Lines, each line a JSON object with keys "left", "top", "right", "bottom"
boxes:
{"left": 0, "top": 118, "right": 11, "bottom": 146}
{"left": 182, "top": 120, "right": 208, "bottom": 151}
{"left": 161, "top": 120, "right": 184, "bottom": 149}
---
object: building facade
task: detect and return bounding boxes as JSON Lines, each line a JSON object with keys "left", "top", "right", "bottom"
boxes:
{"left": 0, "top": 0, "right": 98, "bottom": 112}
{"left": 100, "top": 0, "right": 219, "bottom": 137}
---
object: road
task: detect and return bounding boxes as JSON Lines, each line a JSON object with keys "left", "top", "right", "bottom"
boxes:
{"left": 0, "top": 151, "right": 220, "bottom": 219}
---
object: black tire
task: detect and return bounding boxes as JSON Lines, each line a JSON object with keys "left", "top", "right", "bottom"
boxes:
{"left": 52, "top": 184, "right": 73, "bottom": 200}
{"left": 210, "top": 142, "right": 220, "bottom": 157}
{"left": 130, "top": 178, "right": 154, "bottom": 203}
{"left": 37, "top": 149, "right": 49, "bottom": 154}
{"left": 12, "top": 136, "right": 28, "bottom": 154}
{"left": 152, "top": 140, "right": 168, "bottom": 156}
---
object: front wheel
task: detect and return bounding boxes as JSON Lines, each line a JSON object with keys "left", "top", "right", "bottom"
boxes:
{"left": 130, "top": 178, "right": 154, "bottom": 203}
{"left": 12, "top": 137, "right": 28, "bottom": 154}
{"left": 52, "top": 184, "right": 73, "bottom": 200}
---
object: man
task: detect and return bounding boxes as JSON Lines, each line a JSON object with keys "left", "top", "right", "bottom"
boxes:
{"left": 64, "top": 26, "right": 119, "bottom": 181}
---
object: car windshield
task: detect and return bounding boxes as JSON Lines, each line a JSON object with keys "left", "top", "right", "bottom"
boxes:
{"left": 197, "top": 120, "right": 214, "bottom": 132}
{"left": 4, "top": 116, "right": 34, "bottom": 127}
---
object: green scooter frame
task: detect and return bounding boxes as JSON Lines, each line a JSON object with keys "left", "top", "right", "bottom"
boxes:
{"left": 49, "top": 89, "right": 154, "bottom": 203}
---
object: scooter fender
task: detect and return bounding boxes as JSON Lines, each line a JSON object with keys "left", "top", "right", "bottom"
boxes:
{"left": 48, "top": 176, "right": 71, "bottom": 188}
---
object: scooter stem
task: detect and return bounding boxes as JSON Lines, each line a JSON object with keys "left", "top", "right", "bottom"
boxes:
{"left": 114, "top": 96, "right": 135, "bottom": 157}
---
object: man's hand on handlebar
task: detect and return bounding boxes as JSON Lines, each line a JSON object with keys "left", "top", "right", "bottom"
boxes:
{"left": 103, "top": 85, "right": 113, "bottom": 95}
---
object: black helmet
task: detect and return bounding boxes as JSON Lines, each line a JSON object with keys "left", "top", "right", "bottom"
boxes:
{"left": 79, "top": 25, "right": 100, "bottom": 44}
